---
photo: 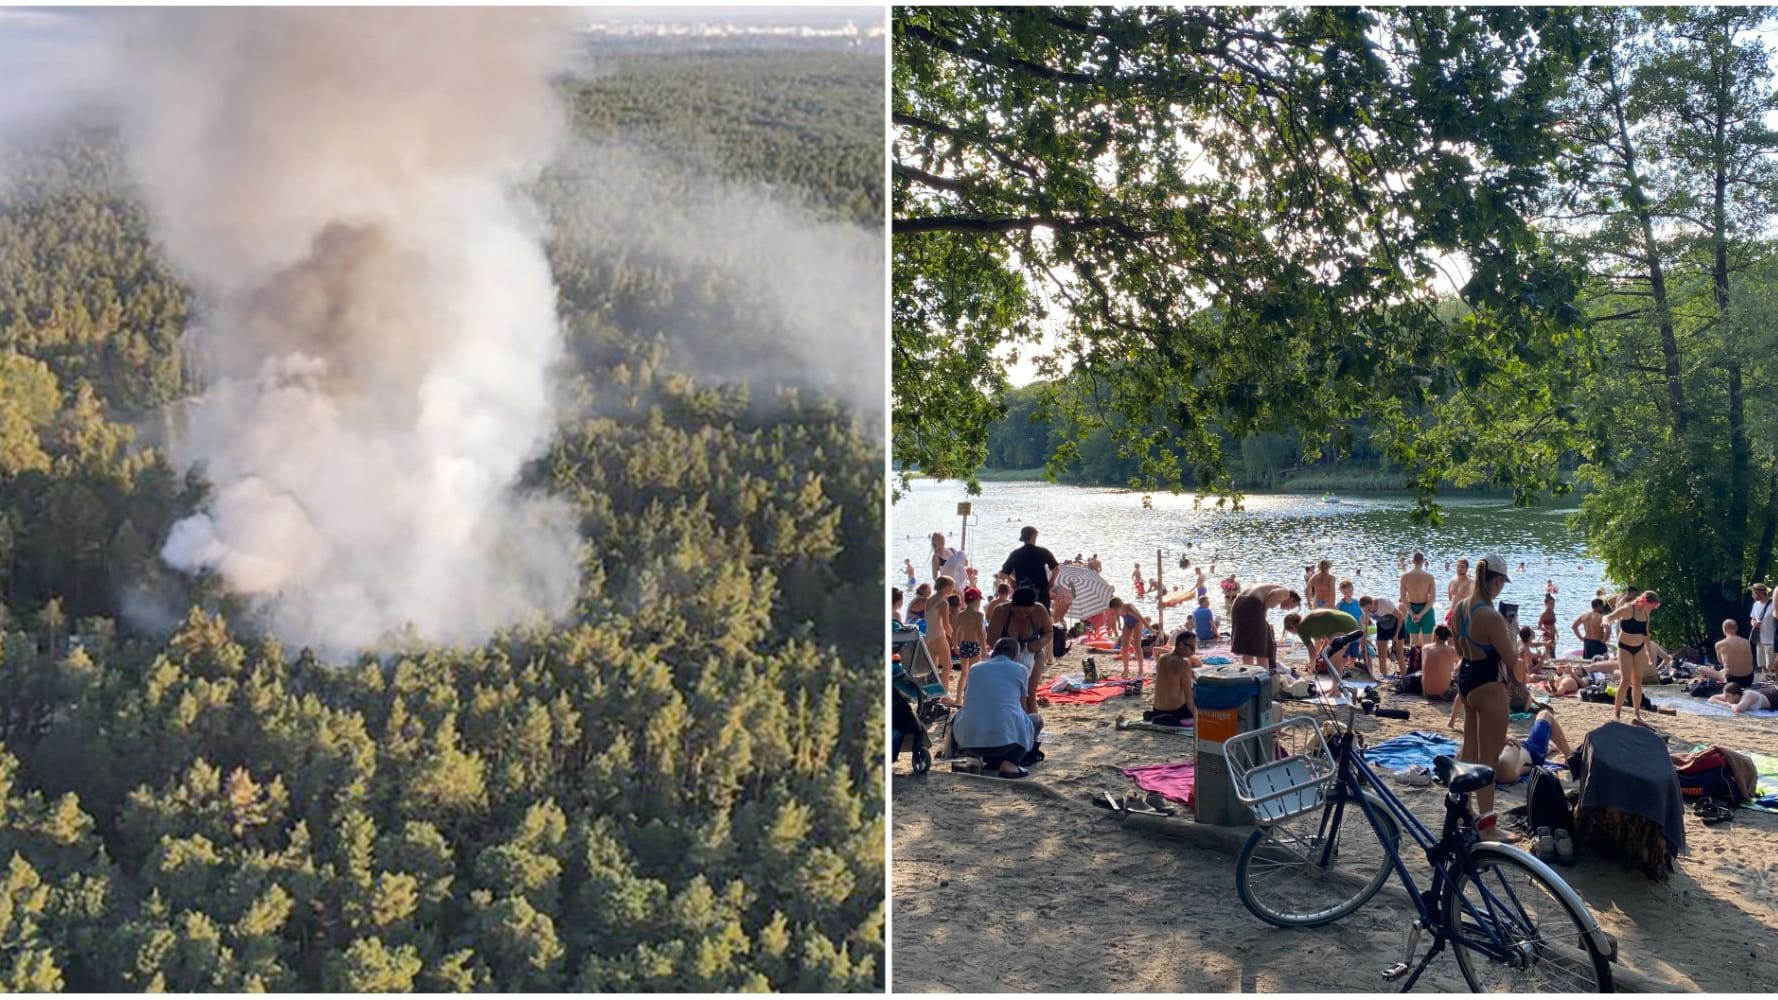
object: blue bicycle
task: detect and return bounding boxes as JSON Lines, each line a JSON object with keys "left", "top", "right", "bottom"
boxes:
{"left": 1224, "top": 697, "right": 1613, "bottom": 992}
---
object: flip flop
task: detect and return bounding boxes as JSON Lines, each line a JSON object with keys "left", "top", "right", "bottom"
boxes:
{"left": 995, "top": 766, "right": 1029, "bottom": 780}
{"left": 1693, "top": 798, "right": 1734, "bottom": 825}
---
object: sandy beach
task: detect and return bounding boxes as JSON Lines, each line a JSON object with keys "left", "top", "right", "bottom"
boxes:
{"left": 892, "top": 644, "right": 1778, "bottom": 993}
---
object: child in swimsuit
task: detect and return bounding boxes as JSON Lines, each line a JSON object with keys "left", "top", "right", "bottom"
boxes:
{"left": 955, "top": 588, "right": 988, "bottom": 695}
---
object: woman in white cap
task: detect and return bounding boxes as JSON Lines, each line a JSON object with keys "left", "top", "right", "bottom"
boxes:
{"left": 1450, "top": 554, "right": 1519, "bottom": 843}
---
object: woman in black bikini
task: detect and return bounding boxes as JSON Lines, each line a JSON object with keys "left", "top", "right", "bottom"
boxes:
{"left": 1452, "top": 554, "right": 1519, "bottom": 843}
{"left": 1604, "top": 590, "right": 1660, "bottom": 723}
{"left": 987, "top": 586, "right": 1053, "bottom": 712}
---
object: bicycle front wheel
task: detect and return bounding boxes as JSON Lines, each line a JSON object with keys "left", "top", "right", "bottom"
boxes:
{"left": 1235, "top": 789, "right": 1398, "bottom": 927}
{"left": 1444, "top": 847, "right": 1611, "bottom": 992}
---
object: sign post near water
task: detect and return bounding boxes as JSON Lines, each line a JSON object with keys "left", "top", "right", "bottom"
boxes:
{"left": 956, "top": 501, "right": 971, "bottom": 555}
{"left": 1155, "top": 548, "right": 1165, "bottom": 633}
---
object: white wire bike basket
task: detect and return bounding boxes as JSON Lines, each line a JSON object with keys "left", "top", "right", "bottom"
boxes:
{"left": 1223, "top": 714, "right": 1338, "bottom": 826}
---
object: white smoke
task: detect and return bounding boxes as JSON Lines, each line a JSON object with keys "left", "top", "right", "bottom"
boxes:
{"left": 107, "top": 10, "right": 581, "bottom": 653}
{"left": 550, "top": 141, "right": 884, "bottom": 415}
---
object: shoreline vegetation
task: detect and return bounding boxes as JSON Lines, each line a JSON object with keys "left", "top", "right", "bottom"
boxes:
{"left": 914, "top": 467, "right": 1579, "bottom": 503}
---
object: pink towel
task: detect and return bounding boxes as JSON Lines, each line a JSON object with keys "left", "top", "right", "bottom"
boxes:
{"left": 1041, "top": 678, "right": 1150, "bottom": 705}
{"left": 1120, "top": 761, "right": 1197, "bottom": 806}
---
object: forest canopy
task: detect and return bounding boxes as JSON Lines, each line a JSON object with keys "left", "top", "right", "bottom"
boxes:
{"left": 0, "top": 42, "right": 884, "bottom": 991}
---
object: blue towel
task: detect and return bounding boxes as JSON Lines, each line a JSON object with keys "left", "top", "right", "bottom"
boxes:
{"left": 1361, "top": 731, "right": 1460, "bottom": 772}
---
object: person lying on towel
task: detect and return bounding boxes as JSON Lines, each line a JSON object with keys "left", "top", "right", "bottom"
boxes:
{"left": 1494, "top": 708, "right": 1573, "bottom": 782}
{"left": 1714, "top": 681, "right": 1778, "bottom": 714}
{"left": 1148, "top": 632, "right": 1200, "bottom": 726}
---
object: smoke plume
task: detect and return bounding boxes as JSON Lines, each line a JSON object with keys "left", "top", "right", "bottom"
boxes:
{"left": 551, "top": 141, "right": 884, "bottom": 415}
{"left": 112, "top": 10, "right": 581, "bottom": 653}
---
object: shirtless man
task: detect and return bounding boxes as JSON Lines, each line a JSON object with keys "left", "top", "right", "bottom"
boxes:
{"left": 1308, "top": 560, "right": 1337, "bottom": 609}
{"left": 1702, "top": 619, "right": 1757, "bottom": 688}
{"left": 1572, "top": 598, "right": 1609, "bottom": 660}
{"left": 1446, "top": 558, "right": 1473, "bottom": 612}
{"left": 1150, "top": 632, "right": 1200, "bottom": 726}
{"left": 1399, "top": 552, "right": 1438, "bottom": 650}
{"left": 1420, "top": 624, "right": 1458, "bottom": 700}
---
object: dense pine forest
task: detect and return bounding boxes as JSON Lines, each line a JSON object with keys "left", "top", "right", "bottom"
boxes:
{"left": 0, "top": 42, "right": 883, "bottom": 991}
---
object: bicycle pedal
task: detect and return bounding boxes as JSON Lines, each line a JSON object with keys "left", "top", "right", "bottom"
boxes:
{"left": 1380, "top": 962, "right": 1410, "bottom": 982}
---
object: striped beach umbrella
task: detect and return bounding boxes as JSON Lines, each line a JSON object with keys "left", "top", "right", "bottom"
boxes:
{"left": 1055, "top": 564, "right": 1114, "bottom": 620}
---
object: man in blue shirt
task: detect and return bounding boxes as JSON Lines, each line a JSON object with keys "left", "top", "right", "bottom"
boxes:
{"left": 1191, "top": 596, "right": 1218, "bottom": 642}
{"left": 951, "top": 638, "right": 1044, "bottom": 778}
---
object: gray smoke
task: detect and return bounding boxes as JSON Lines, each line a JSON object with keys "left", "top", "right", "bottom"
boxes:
{"left": 550, "top": 141, "right": 883, "bottom": 414}
{"left": 109, "top": 10, "right": 581, "bottom": 653}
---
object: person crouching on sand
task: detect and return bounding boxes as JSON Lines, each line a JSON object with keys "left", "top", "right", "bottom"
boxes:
{"left": 1148, "top": 632, "right": 1199, "bottom": 727}
{"left": 1230, "top": 583, "right": 1301, "bottom": 670}
{"left": 951, "top": 638, "right": 1044, "bottom": 778}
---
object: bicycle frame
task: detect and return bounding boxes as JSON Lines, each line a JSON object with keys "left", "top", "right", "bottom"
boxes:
{"left": 1301, "top": 705, "right": 1586, "bottom": 989}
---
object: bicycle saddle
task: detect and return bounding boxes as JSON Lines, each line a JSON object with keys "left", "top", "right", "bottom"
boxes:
{"left": 1433, "top": 754, "right": 1495, "bottom": 794}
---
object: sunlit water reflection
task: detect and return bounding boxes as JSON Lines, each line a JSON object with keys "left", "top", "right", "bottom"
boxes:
{"left": 893, "top": 479, "right": 1608, "bottom": 649}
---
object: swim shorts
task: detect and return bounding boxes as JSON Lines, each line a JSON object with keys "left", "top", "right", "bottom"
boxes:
{"left": 958, "top": 641, "right": 981, "bottom": 657}
{"left": 1404, "top": 602, "right": 1435, "bottom": 635}
{"left": 1582, "top": 638, "right": 1607, "bottom": 659}
{"left": 1375, "top": 614, "right": 1399, "bottom": 641}
{"left": 1521, "top": 717, "right": 1552, "bottom": 767}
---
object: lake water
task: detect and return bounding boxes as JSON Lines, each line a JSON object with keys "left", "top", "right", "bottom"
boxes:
{"left": 893, "top": 479, "right": 1609, "bottom": 644}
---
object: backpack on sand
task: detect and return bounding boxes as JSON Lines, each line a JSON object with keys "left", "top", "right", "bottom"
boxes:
{"left": 1526, "top": 767, "right": 1574, "bottom": 835}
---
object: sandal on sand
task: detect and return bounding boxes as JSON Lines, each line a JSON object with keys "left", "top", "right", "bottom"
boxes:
{"left": 1552, "top": 829, "right": 1576, "bottom": 864}
{"left": 1693, "top": 798, "right": 1734, "bottom": 825}
{"left": 996, "top": 766, "right": 1029, "bottom": 780}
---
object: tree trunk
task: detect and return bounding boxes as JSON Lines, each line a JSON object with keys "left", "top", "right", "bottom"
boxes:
{"left": 1604, "top": 45, "right": 1688, "bottom": 435}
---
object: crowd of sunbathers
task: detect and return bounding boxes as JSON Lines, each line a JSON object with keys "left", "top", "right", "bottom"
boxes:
{"left": 896, "top": 530, "right": 1778, "bottom": 791}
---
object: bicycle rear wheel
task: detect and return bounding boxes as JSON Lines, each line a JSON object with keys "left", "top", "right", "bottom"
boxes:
{"left": 1235, "top": 788, "right": 1398, "bottom": 927}
{"left": 1444, "top": 848, "right": 1611, "bottom": 992}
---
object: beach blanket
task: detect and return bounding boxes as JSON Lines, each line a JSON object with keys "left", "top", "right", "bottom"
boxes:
{"left": 1646, "top": 688, "right": 1778, "bottom": 719}
{"left": 1361, "top": 731, "right": 1459, "bottom": 773}
{"left": 1042, "top": 679, "right": 1150, "bottom": 705}
{"left": 1745, "top": 751, "right": 1778, "bottom": 812}
{"left": 1121, "top": 761, "right": 1196, "bottom": 806}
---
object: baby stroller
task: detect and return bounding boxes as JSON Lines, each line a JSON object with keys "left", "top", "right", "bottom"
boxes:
{"left": 891, "top": 624, "right": 949, "bottom": 775}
